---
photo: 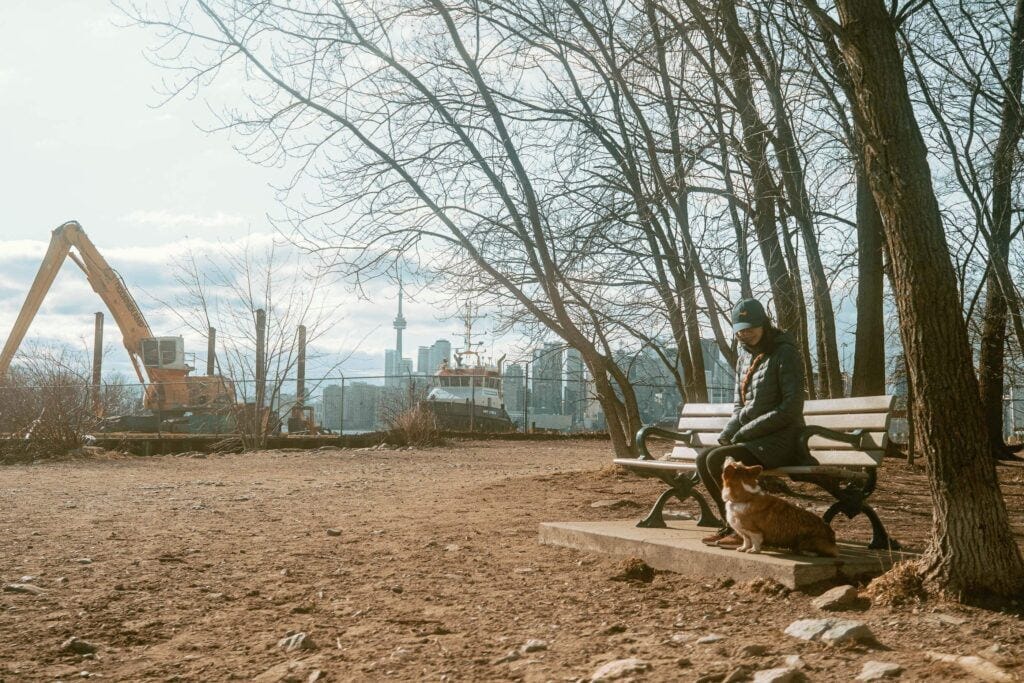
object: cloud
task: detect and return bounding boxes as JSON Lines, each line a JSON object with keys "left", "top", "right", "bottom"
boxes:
{"left": 0, "top": 240, "right": 48, "bottom": 263}
{"left": 0, "top": 233, "right": 491, "bottom": 384}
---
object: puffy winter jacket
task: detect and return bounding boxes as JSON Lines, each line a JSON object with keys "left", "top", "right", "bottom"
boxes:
{"left": 717, "top": 329, "right": 807, "bottom": 468}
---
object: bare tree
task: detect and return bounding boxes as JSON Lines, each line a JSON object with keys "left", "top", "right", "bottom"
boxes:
{"left": 804, "top": 0, "right": 1024, "bottom": 599}
{"left": 164, "top": 239, "right": 345, "bottom": 447}
{"left": 899, "top": 0, "right": 1024, "bottom": 459}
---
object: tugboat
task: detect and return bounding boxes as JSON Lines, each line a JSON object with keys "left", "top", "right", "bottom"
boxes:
{"left": 421, "top": 306, "right": 515, "bottom": 433}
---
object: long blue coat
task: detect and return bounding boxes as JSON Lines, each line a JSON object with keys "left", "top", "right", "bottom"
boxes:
{"left": 717, "top": 330, "right": 807, "bottom": 468}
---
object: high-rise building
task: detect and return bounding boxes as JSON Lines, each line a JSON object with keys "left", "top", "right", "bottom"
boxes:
{"left": 503, "top": 363, "right": 526, "bottom": 413}
{"left": 564, "top": 348, "right": 585, "bottom": 425}
{"left": 384, "top": 349, "right": 399, "bottom": 387}
{"left": 344, "top": 382, "right": 381, "bottom": 430}
{"left": 531, "top": 343, "right": 563, "bottom": 414}
{"left": 429, "top": 339, "right": 451, "bottom": 373}
{"left": 322, "top": 384, "right": 344, "bottom": 431}
{"left": 417, "top": 346, "right": 431, "bottom": 374}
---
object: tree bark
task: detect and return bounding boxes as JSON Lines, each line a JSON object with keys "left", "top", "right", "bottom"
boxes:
{"left": 851, "top": 166, "right": 887, "bottom": 396}
{"left": 825, "top": 0, "right": 1024, "bottom": 597}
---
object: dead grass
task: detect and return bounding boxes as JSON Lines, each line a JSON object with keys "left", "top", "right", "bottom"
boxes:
{"left": 865, "top": 560, "right": 928, "bottom": 607}
{"left": 610, "top": 556, "right": 655, "bottom": 583}
{"left": 388, "top": 405, "right": 445, "bottom": 447}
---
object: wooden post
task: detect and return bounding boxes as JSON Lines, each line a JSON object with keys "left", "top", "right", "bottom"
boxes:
{"left": 296, "top": 325, "right": 306, "bottom": 408}
{"left": 92, "top": 312, "right": 103, "bottom": 417}
{"left": 207, "top": 326, "right": 216, "bottom": 376}
{"left": 524, "top": 362, "right": 530, "bottom": 433}
{"left": 255, "top": 309, "right": 266, "bottom": 410}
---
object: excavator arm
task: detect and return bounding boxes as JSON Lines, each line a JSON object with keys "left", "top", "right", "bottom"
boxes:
{"left": 2, "top": 221, "right": 234, "bottom": 417}
{"left": 0, "top": 221, "right": 153, "bottom": 383}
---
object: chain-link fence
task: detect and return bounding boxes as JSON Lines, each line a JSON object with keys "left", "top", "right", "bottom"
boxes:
{"left": 2, "top": 370, "right": 1021, "bottom": 442}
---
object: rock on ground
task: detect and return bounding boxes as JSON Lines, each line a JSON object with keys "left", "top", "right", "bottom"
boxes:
{"left": 59, "top": 637, "right": 98, "bottom": 655}
{"left": 925, "top": 652, "right": 1012, "bottom": 682}
{"left": 2, "top": 583, "right": 45, "bottom": 595}
{"left": 590, "top": 657, "right": 650, "bottom": 681}
{"left": 857, "top": 660, "right": 904, "bottom": 680}
{"left": 520, "top": 638, "right": 548, "bottom": 653}
{"left": 784, "top": 618, "right": 874, "bottom": 644}
{"left": 277, "top": 632, "right": 315, "bottom": 653}
{"left": 753, "top": 667, "right": 806, "bottom": 683}
{"left": 812, "top": 585, "right": 860, "bottom": 611}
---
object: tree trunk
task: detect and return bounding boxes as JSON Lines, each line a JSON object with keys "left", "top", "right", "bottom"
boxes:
{"left": 720, "top": 0, "right": 801, "bottom": 336}
{"left": 811, "top": 18, "right": 887, "bottom": 397}
{"left": 851, "top": 167, "right": 887, "bottom": 396}
{"left": 978, "top": 0, "right": 1024, "bottom": 459}
{"left": 779, "top": 210, "right": 817, "bottom": 400}
{"left": 828, "top": 0, "right": 1024, "bottom": 598}
{"left": 682, "top": 267, "right": 709, "bottom": 403}
{"left": 753, "top": 26, "right": 844, "bottom": 397}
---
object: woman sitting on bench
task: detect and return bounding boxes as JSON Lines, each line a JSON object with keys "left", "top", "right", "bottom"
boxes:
{"left": 700, "top": 298, "right": 807, "bottom": 548}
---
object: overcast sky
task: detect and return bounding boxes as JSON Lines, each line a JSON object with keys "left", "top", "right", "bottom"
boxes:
{"left": 0, "top": 0, "right": 492, "bottom": 383}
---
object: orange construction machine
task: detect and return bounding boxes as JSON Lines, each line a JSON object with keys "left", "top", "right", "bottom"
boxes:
{"left": 0, "top": 221, "right": 235, "bottom": 416}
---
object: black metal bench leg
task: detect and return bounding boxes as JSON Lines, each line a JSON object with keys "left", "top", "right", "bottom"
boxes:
{"left": 862, "top": 505, "right": 901, "bottom": 550}
{"left": 637, "top": 487, "right": 676, "bottom": 529}
{"left": 637, "top": 476, "right": 723, "bottom": 529}
{"left": 692, "top": 490, "right": 723, "bottom": 528}
{"left": 822, "top": 500, "right": 900, "bottom": 551}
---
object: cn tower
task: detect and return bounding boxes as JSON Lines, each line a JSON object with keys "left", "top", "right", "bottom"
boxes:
{"left": 393, "top": 281, "right": 407, "bottom": 363}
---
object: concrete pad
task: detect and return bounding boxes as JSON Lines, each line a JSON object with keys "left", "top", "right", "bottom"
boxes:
{"left": 539, "top": 519, "right": 917, "bottom": 589}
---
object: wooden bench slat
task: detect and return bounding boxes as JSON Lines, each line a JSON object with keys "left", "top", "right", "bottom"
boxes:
{"left": 678, "top": 412, "right": 889, "bottom": 433}
{"left": 680, "top": 403, "right": 736, "bottom": 417}
{"left": 681, "top": 396, "right": 894, "bottom": 417}
{"left": 613, "top": 458, "right": 697, "bottom": 471}
{"left": 808, "top": 450, "right": 883, "bottom": 466}
{"left": 615, "top": 458, "right": 872, "bottom": 484}
{"left": 764, "top": 466, "right": 871, "bottom": 484}
{"left": 808, "top": 432, "right": 888, "bottom": 450}
{"left": 669, "top": 446, "right": 702, "bottom": 460}
{"left": 804, "top": 396, "right": 894, "bottom": 414}
{"left": 663, "top": 430, "right": 888, "bottom": 451}
{"left": 668, "top": 445, "right": 881, "bottom": 467}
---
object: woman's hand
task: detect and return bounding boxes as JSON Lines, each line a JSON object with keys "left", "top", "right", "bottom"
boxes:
{"left": 718, "top": 437, "right": 732, "bottom": 446}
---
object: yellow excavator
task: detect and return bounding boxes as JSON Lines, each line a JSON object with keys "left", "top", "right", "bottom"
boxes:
{"left": 0, "top": 221, "right": 235, "bottom": 422}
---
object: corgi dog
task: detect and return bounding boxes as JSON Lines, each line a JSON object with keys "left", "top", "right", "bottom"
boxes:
{"left": 721, "top": 458, "right": 838, "bottom": 557}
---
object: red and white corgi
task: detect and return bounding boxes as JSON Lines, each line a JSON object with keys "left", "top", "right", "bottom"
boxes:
{"left": 721, "top": 458, "right": 838, "bottom": 557}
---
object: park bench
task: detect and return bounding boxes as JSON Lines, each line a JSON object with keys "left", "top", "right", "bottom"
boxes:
{"left": 612, "top": 395, "right": 900, "bottom": 550}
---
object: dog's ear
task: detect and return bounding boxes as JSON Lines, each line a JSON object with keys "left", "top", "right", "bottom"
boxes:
{"left": 749, "top": 465, "right": 763, "bottom": 477}
{"left": 722, "top": 460, "right": 735, "bottom": 477}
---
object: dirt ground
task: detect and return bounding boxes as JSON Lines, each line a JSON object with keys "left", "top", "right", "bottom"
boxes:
{"left": 1, "top": 439, "right": 1023, "bottom": 682}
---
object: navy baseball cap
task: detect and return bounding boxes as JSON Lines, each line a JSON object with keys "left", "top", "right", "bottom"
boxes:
{"left": 731, "top": 298, "right": 767, "bottom": 332}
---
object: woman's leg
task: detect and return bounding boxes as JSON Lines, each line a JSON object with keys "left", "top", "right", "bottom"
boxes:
{"left": 696, "top": 444, "right": 761, "bottom": 521}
